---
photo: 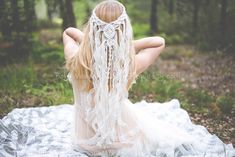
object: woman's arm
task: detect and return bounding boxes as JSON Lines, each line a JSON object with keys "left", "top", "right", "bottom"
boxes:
{"left": 63, "top": 27, "right": 84, "bottom": 61}
{"left": 134, "top": 36, "right": 165, "bottom": 75}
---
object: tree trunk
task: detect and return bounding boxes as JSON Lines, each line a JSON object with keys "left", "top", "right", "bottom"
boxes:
{"left": 0, "top": 0, "right": 4, "bottom": 21}
{"left": 0, "top": 0, "right": 10, "bottom": 37}
{"left": 65, "top": 0, "right": 76, "bottom": 27}
{"left": 59, "top": 0, "right": 76, "bottom": 30}
{"left": 220, "top": 0, "right": 228, "bottom": 42}
{"left": 150, "top": 0, "right": 158, "bottom": 35}
{"left": 11, "top": 0, "right": 19, "bottom": 32}
{"left": 192, "top": 0, "right": 199, "bottom": 36}
{"left": 168, "top": 0, "right": 174, "bottom": 16}
{"left": 45, "top": 0, "right": 54, "bottom": 22}
{"left": 24, "top": 0, "right": 36, "bottom": 31}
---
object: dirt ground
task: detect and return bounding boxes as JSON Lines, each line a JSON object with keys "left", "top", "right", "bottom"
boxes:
{"left": 154, "top": 45, "right": 235, "bottom": 145}
{"left": 155, "top": 45, "right": 235, "bottom": 97}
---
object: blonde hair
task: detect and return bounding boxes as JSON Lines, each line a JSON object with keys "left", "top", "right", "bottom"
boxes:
{"left": 66, "top": 0, "right": 136, "bottom": 92}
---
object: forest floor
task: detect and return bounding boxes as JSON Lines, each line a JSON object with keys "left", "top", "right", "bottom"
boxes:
{"left": 153, "top": 45, "right": 235, "bottom": 145}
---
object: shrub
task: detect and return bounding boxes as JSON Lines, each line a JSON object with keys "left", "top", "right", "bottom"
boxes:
{"left": 130, "top": 71, "right": 183, "bottom": 103}
{"left": 153, "top": 74, "right": 183, "bottom": 102}
{"left": 185, "top": 88, "right": 214, "bottom": 108}
{"left": 216, "top": 96, "right": 234, "bottom": 114}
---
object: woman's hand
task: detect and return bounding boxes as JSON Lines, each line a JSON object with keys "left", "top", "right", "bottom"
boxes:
{"left": 63, "top": 27, "right": 84, "bottom": 61}
{"left": 133, "top": 36, "right": 165, "bottom": 75}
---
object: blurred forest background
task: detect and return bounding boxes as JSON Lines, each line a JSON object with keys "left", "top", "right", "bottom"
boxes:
{"left": 0, "top": 0, "right": 234, "bottom": 145}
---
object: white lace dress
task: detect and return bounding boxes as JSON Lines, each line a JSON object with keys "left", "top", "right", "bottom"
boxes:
{"left": 0, "top": 74, "right": 234, "bottom": 157}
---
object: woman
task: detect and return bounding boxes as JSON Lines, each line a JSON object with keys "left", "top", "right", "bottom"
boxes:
{"left": 63, "top": 0, "right": 234, "bottom": 157}
{"left": 63, "top": 0, "right": 166, "bottom": 156}
{"left": 0, "top": 0, "right": 234, "bottom": 157}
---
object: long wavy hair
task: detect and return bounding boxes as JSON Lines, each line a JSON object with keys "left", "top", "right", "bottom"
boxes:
{"left": 66, "top": 0, "right": 136, "bottom": 92}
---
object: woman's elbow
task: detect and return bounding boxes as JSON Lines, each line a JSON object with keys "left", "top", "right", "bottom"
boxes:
{"left": 155, "top": 37, "right": 165, "bottom": 56}
{"left": 161, "top": 38, "right": 165, "bottom": 52}
{"left": 161, "top": 37, "right": 165, "bottom": 47}
{"left": 153, "top": 36, "right": 165, "bottom": 48}
{"left": 157, "top": 36, "right": 165, "bottom": 47}
{"left": 64, "top": 27, "right": 74, "bottom": 32}
{"left": 63, "top": 27, "right": 75, "bottom": 38}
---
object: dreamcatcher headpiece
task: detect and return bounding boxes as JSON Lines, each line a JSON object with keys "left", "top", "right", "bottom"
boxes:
{"left": 88, "top": 0, "right": 133, "bottom": 92}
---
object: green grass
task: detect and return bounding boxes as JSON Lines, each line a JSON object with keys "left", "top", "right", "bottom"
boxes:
{"left": 184, "top": 88, "right": 214, "bottom": 108}
{"left": 129, "top": 71, "right": 189, "bottom": 110}
{"left": 216, "top": 95, "right": 235, "bottom": 114}
{"left": 129, "top": 70, "right": 234, "bottom": 115}
{"left": 0, "top": 61, "right": 36, "bottom": 92}
{"left": 0, "top": 62, "right": 73, "bottom": 117}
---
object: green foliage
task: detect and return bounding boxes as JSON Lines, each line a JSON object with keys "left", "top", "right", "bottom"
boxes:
{"left": 30, "top": 30, "right": 64, "bottom": 64}
{"left": 130, "top": 70, "right": 235, "bottom": 116}
{"left": 130, "top": 71, "right": 183, "bottom": 102}
{"left": 132, "top": 74, "right": 153, "bottom": 95}
{"left": 185, "top": 88, "right": 214, "bottom": 108}
{"left": 126, "top": 0, "right": 150, "bottom": 24}
{"left": 0, "top": 61, "right": 36, "bottom": 92}
{"left": 159, "top": 33, "right": 187, "bottom": 45}
{"left": 153, "top": 74, "right": 183, "bottom": 102}
{"left": 73, "top": 0, "right": 91, "bottom": 26}
{"left": 216, "top": 96, "right": 234, "bottom": 114}
{"left": 132, "top": 24, "right": 149, "bottom": 38}
{"left": 0, "top": 60, "right": 73, "bottom": 117}
{"left": 23, "top": 81, "right": 73, "bottom": 105}
{"left": 32, "top": 43, "right": 64, "bottom": 64}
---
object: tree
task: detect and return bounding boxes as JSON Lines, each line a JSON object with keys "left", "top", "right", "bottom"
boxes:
{"left": 59, "top": 0, "right": 76, "bottom": 30}
{"left": 11, "top": 0, "right": 20, "bottom": 32}
{"left": 45, "top": 0, "right": 56, "bottom": 23}
{"left": 24, "top": 0, "right": 37, "bottom": 31}
{"left": 0, "top": 0, "right": 36, "bottom": 62}
{"left": 192, "top": 0, "right": 200, "bottom": 36}
{"left": 150, "top": 0, "right": 158, "bottom": 35}
{"left": 168, "top": 0, "right": 174, "bottom": 16}
{"left": 219, "top": 0, "right": 228, "bottom": 47}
